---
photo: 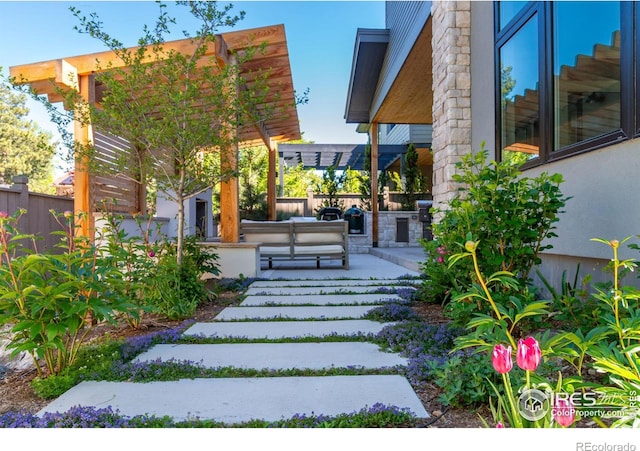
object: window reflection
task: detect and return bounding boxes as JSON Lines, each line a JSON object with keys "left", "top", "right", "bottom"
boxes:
{"left": 500, "top": 15, "right": 540, "bottom": 163}
{"left": 553, "top": 2, "right": 620, "bottom": 150}
{"left": 499, "top": 1, "right": 529, "bottom": 30}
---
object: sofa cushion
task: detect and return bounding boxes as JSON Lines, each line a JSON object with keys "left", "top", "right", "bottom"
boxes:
{"left": 292, "top": 245, "right": 344, "bottom": 255}
{"left": 244, "top": 233, "right": 291, "bottom": 244}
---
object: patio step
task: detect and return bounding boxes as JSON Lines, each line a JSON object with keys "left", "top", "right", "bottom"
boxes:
{"left": 213, "top": 305, "right": 384, "bottom": 321}
{"left": 244, "top": 285, "right": 412, "bottom": 296}
{"left": 240, "top": 293, "right": 401, "bottom": 306}
{"left": 38, "top": 376, "right": 429, "bottom": 423}
{"left": 184, "top": 319, "right": 390, "bottom": 339}
{"left": 249, "top": 279, "right": 419, "bottom": 288}
{"left": 134, "top": 342, "right": 407, "bottom": 370}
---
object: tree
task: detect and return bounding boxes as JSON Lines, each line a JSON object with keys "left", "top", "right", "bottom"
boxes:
{"left": 238, "top": 145, "right": 268, "bottom": 219}
{"left": 26, "top": 2, "right": 279, "bottom": 263}
{"left": 282, "top": 162, "right": 320, "bottom": 198}
{"left": 316, "top": 165, "right": 346, "bottom": 209}
{"left": 341, "top": 167, "right": 362, "bottom": 195}
{"left": 402, "top": 142, "right": 420, "bottom": 210}
{"left": 0, "top": 80, "right": 56, "bottom": 193}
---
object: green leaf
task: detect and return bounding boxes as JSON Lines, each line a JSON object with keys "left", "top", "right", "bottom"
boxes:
{"left": 594, "top": 357, "right": 640, "bottom": 382}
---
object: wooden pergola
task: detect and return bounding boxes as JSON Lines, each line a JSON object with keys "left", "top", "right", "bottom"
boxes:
{"left": 10, "top": 24, "right": 301, "bottom": 243}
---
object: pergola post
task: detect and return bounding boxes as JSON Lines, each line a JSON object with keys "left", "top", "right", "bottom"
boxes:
{"left": 371, "top": 122, "right": 379, "bottom": 248}
{"left": 220, "top": 140, "right": 240, "bottom": 243}
{"left": 267, "top": 139, "right": 277, "bottom": 220}
{"left": 74, "top": 74, "right": 95, "bottom": 239}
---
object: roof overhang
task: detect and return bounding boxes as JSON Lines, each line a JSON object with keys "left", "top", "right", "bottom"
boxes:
{"left": 10, "top": 24, "right": 301, "bottom": 147}
{"left": 372, "top": 17, "right": 433, "bottom": 124}
{"left": 344, "top": 14, "right": 433, "bottom": 127}
{"left": 344, "top": 28, "right": 389, "bottom": 124}
{"left": 278, "top": 143, "right": 430, "bottom": 171}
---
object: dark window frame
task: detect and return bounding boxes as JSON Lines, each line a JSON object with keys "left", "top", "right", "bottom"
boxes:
{"left": 494, "top": 1, "right": 635, "bottom": 168}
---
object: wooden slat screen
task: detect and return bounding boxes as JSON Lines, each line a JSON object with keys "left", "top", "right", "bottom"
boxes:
{"left": 92, "top": 130, "right": 140, "bottom": 213}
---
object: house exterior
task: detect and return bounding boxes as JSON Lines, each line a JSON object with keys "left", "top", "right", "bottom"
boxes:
{"left": 346, "top": 1, "right": 638, "bottom": 287}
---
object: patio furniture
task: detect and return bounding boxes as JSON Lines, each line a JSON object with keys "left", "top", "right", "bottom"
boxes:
{"left": 240, "top": 219, "right": 349, "bottom": 269}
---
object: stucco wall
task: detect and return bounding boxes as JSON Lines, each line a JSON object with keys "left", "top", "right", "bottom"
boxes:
{"left": 524, "top": 139, "right": 640, "bottom": 262}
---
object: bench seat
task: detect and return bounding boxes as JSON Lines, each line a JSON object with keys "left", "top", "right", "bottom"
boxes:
{"left": 240, "top": 219, "right": 349, "bottom": 269}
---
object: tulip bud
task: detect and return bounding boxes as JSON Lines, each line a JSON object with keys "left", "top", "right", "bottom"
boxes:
{"left": 516, "top": 337, "right": 541, "bottom": 372}
{"left": 63, "top": 210, "right": 73, "bottom": 218}
{"left": 491, "top": 344, "right": 513, "bottom": 374}
{"left": 553, "top": 397, "right": 575, "bottom": 427}
{"left": 610, "top": 239, "right": 619, "bottom": 249}
{"left": 496, "top": 422, "right": 505, "bottom": 428}
{"left": 148, "top": 250, "right": 156, "bottom": 258}
{"left": 464, "top": 240, "right": 476, "bottom": 252}
{"left": 437, "top": 257, "right": 444, "bottom": 264}
{"left": 0, "top": 211, "right": 7, "bottom": 219}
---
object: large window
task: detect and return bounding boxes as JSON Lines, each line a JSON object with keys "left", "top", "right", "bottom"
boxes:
{"left": 496, "top": 1, "right": 632, "bottom": 165}
{"left": 500, "top": 14, "right": 540, "bottom": 164}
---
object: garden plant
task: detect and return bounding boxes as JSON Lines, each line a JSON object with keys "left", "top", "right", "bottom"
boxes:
{"left": 420, "top": 147, "right": 569, "bottom": 326}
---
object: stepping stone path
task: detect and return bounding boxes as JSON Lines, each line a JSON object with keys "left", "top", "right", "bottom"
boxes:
{"left": 39, "top": 279, "right": 429, "bottom": 424}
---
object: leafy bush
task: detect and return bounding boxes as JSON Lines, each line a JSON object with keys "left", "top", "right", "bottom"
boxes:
{"left": 97, "top": 212, "right": 220, "bottom": 321}
{"left": 0, "top": 210, "right": 137, "bottom": 377}
{"left": 421, "top": 148, "right": 568, "bottom": 322}
{"left": 427, "top": 352, "right": 498, "bottom": 407}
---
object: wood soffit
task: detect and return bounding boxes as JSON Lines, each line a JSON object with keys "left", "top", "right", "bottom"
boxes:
{"left": 373, "top": 18, "right": 433, "bottom": 125}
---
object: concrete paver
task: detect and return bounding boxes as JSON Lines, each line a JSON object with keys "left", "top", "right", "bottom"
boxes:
{"left": 134, "top": 342, "right": 408, "bottom": 370}
{"left": 240, "top": 293, "right": 401, "bottom": 306}
{"left": 244, "top": 285, "right": 411, "bottom": 296}
{"left": 38, "top": 376, "right": 429, "bottom": 423}
{"left": 249, "top": 279, "right": 418, "bottom": 288}
{"left": 184, "top": 319, "right": 390, "bottom": 339}
{"left": 213, "top": 305, "right": 383, "bottom": 321}
{"left": 259, "top": 253, "right": 419, "bottom": 279}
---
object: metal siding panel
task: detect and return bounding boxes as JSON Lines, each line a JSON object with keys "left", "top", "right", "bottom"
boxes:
{"left": 409, "top": 125, "right": 433, "bottom": 143}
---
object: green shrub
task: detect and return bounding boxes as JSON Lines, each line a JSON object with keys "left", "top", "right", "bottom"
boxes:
{"left": 421, "top": 147, "right": 568, "bottom": 323}
{"left": 0, "top": 210, "right": 137, "bottom": 377}
{"left": 427, "top": 352, "right": 498, "bottom": 407}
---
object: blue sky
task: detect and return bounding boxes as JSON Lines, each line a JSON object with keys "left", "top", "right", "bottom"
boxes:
{"left": 0, "top": 1, "right": 385, "bottom": 149}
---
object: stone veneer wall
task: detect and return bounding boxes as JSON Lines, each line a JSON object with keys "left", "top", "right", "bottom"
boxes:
{"left": 431, "top": 1, "right": 472, "bottom": 213}
{"left": 347, "top": 212, "right": 424, "bottom": 253}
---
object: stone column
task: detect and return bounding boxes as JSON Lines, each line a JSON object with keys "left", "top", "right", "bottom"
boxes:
{"left": 431, "top": 1, "right": 472, "bottom": 214}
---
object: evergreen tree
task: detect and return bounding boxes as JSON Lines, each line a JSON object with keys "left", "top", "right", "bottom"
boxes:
{"left": 0, "top": 81, "right": 56, "bottom": 193}
{"left": 402, "top": 142, "right": 420, "bottom": 210}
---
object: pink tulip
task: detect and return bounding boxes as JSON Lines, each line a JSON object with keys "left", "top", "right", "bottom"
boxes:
{"left": 496, "top": 422, "right": 505, "bottom": 428}
{"left": 516, "top": 337, "right": 541, "bottom": 371}
{"left": 437, "top": 257, "right": 444, "bottom": 264}
{"left": 491, "top": 344, "right": 513, "bottom": 374}
{"left": 553, "top": 397, "right": 576, "bottom": 427}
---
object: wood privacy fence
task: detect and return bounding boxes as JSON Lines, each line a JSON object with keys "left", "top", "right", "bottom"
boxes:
{"left": 0, "top": 176, "right": 74, "bottom": 252}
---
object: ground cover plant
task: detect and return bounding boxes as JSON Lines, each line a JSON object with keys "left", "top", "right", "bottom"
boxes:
{"left": 0, "top": 403, "right": 417, "bottom": 428}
